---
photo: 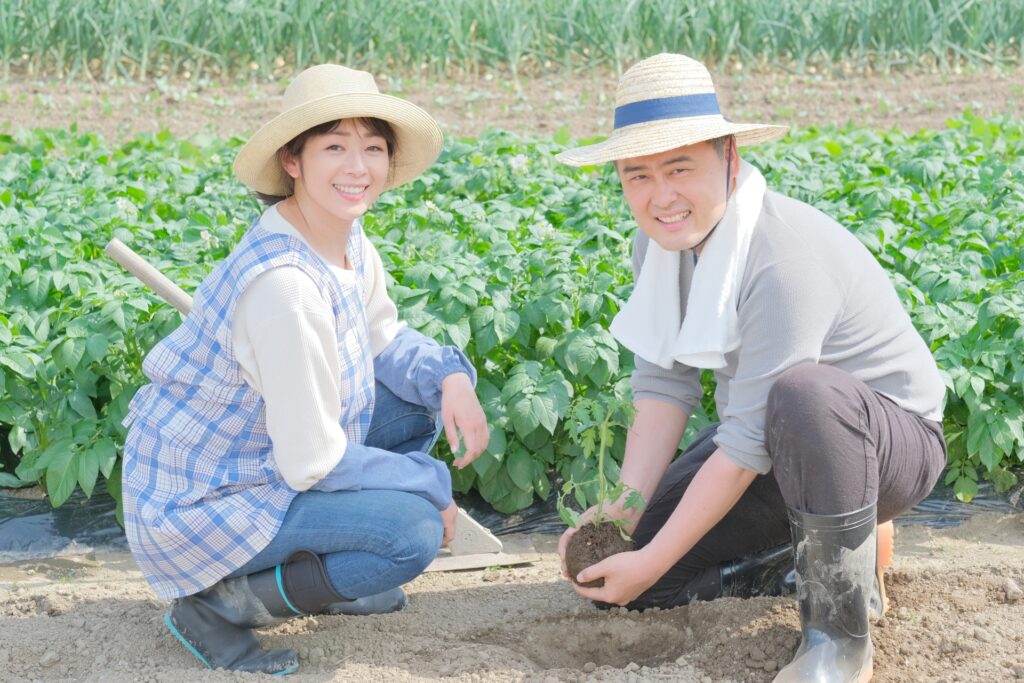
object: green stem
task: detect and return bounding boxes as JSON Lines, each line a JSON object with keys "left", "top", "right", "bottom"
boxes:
{"left": 594, "top": 412, "right": 612, "bottom": 525}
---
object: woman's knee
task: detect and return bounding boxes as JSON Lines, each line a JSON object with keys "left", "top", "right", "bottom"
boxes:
{"left": 387, "top": 494, "right": 444, "bottom": 570}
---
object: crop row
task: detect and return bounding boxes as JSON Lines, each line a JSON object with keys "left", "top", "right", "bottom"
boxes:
{"left": 2, "top": 0, "right": 1023, "bottom": 80}
{"left": 0, "top": 116, "right": 1022, "bottom": 515}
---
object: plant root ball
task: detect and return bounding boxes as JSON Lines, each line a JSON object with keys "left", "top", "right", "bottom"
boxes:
{"left": 564, "top": 521, "right": 636, "bottom": 588}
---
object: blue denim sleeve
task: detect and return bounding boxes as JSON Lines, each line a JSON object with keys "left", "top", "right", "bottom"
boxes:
{"left": 373, "top": 326, "right": 477, "bottom": 412}
{"left": 310, "top": 441, "right": 453, "bottom": 510}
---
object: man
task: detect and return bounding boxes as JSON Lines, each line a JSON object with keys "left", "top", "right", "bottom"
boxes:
{"left": 555, "top": 53, "right": 946, "bottom": 682}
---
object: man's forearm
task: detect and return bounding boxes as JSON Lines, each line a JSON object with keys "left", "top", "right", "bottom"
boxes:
{"left": 641, "top": 448, "right": 757, "bottom": 575}
{"left": 618, "top": 399, "right": 689, "bottom": 512}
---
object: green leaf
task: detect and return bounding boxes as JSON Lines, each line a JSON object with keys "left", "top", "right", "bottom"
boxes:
{"left": 58, "top": 338, "right": 86, "bottom": 372}
{"left": 0, "top": 472, "right": 32, "bottom": 488}
{"left": 953, "top": 475, "right": 979, "bottom": 502}
{"left": 105, "top": 460, "right": 124, "bottom": 526}
{"left": 470, "top": 451, "right": 500, "bottom": 477}
{"left": 505, "top": 445, "right": 534, "bottom": 491}
{"left": 78, "top": 444, "right": 101, "bottom": 497}
{"left": 493, "top": 309, "right": 520, "bottom": 343}
{"left": 530, "top": 393, "right": 558, "bottom": 434}
{"left": 93, "top": 438, "right": 118, "bottom": 478}
{"left": 485, "top": 425, "right": 506, "bottom": 458}
{"left": 45, "top": 449, "right": 79, "bottom": 508}
{"left": 85, "top": 334, "right": 110, "bottom": 363}
{"left": 68, "top": 390, "right": 98, "bottom": 420}
{"left": 509, "top": 395, "right": 539, "bottom": 437}
{"left": 0, "top": 350, "right": 38, "bottom": 378}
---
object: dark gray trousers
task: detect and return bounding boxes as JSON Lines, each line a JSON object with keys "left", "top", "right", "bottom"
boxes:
{"left": 628, "top": 363, "right": 946, "bottom": 609}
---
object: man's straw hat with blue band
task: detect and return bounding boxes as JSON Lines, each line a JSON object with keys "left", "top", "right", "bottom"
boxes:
{"left": 556, "top": 53, "right": 788, "bottom": 166}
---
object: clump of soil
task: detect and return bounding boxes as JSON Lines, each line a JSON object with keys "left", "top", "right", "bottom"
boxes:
{"left": 564, "top": 521, "right": 636, "bottom": 588}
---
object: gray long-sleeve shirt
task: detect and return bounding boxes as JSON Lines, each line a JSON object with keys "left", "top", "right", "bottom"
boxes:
{"left": 629, "top": 190, "right": 945, "bottom": 474}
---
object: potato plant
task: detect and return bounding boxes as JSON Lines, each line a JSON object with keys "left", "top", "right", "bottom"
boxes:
{"left": 1, "top": 115, "right": 1022, "bottom": 517}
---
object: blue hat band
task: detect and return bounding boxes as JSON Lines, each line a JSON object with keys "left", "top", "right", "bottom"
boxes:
{"left": 614, "top": 93, "right": 721, "bottom": 129}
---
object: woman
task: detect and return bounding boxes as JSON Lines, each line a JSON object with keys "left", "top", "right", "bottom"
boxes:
{"left": 122, "top": 64, "right": 488, "bottom": 675}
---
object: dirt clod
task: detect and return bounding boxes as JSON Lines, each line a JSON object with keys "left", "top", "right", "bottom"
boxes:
{"left": 1003, "top": 578, "right": 1023, "bottom": 603}
{"left": 564, "top": 522, "right": 635, "bottom": 588}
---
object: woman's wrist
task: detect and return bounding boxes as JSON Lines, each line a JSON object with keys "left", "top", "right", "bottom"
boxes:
{"left": 441, "top": 371, "right": 472, "bottom": 393}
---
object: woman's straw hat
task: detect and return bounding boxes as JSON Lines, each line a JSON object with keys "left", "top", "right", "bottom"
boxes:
{"left": 234, "top": 64, "right": 443, "bottom": 195}
{"left": 556, "top": 53, "right": 788, "bottom": 166}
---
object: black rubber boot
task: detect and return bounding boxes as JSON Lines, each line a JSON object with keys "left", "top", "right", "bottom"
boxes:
{"left": 324, "top": 586, "right": 409, "bottom": 616}
{"left": 774, "top": 503, "right": 876, "bottom": 683}
{"left": 720, "top": 542, "right": 795, "bottom": 598}
{"left": 165, "top": 550, "right": 348, "bottom": 674}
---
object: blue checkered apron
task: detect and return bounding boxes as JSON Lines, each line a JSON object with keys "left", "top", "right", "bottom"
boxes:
{"left": 122, "top": 220, "right": 375, "bottom": 600}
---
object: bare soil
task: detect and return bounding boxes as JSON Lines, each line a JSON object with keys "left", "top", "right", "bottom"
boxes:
{"left": 2, "top": 66, "right": 1022, "bottom": 142}
{"left": 1, "top": 514, "right": 1023, "bottom": 682}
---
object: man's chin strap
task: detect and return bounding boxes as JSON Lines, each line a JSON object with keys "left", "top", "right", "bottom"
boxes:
{"left": 691, "top": 135, "right": 736, "bottom": 258}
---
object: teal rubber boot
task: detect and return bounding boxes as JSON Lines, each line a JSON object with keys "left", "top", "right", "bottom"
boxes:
{"left": 166, "top": 549, "right": 347, "bottom": 674}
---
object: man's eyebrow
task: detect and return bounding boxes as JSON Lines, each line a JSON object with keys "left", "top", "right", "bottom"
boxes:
{"left": 660, "top": 154, "right": 694, "bottom": 166}
{"left": 620, "top": 155, "right": 694, "bottom": 174}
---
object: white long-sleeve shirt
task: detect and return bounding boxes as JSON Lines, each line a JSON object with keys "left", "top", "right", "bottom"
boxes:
{"left": 232, "top": 205, "right": 404, "bottom": 490}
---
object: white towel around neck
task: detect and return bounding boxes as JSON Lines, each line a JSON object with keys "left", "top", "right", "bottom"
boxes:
{"left": 610, "top": 160, "right": 766, "bottom": 370}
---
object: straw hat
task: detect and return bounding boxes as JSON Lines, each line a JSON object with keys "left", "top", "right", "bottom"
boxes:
{"left": 556, "top": 53, "right": 788, "bottom": 166}
{"left": 234, "top": 64, "right": 443, "bottom": 195}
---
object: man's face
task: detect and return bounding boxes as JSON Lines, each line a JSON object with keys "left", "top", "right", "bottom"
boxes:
{"left": 617, "top": 140, "right": 736, "bottom": 253}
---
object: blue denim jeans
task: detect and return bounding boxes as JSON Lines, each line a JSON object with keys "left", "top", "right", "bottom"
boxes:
{"left": 226, "top": 382, "right": 444, "bottom": 599}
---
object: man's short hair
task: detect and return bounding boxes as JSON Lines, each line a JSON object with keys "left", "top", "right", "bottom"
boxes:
{"left": 708, "top": 135, "right": 730, "bottom": 159}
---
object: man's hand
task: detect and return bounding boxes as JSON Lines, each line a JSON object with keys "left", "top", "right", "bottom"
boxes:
{"left": 571, "top": 549, "right": 659, "bottom": 606}
{"left": 557, "top": 502, "right": 640, "bottom": 580}
{"left": 440, "top": 372, "right": 489, "bottom": 468}
{"left": 440, "top": 500, "right": 458, "bottom": 546}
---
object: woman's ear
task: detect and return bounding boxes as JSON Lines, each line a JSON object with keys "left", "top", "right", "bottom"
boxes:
{"left": 280, "top": 148, "right": 301, "bottom": 181}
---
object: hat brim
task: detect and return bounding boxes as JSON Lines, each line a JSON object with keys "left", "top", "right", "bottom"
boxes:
{"left": 233, "top": 92, "right": 443, "bottom": 195}
{"left": 556, "top": 116, "right": 788, "bottom": 166}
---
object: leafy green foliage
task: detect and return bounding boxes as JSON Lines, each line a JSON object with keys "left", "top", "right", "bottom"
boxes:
{"left": 746, "top": 113, "right": 1024, "bottom": 501}
{"left": 2, "top": 114, "right": 1022, "bottom": 514}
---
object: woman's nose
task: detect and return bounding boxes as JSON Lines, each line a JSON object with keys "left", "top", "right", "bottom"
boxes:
{"left": 344, "top": 150, "right": 368, "bottom": 174}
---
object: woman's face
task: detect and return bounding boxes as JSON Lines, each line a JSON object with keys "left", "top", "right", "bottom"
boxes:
{"left": 282, "top": 118, "right": 390, "bottom": 227}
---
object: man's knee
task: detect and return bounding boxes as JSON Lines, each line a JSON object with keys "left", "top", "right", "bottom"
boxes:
{"left": 766, "top": 364, "right": 858, "bottom": 471}
{"left": 766, "top": 364, "right": 840, "bottom": 425}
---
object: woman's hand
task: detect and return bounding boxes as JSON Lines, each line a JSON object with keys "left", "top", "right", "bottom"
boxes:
{"left": 440, "top": 500, "right": 458, "bottom": 546}
{"left": 440, "top": 372, "right": 489, "bottom": 468}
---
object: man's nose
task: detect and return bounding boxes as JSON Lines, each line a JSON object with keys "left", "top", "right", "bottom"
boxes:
{"left": 652, "top": 178, "right": 679, "bottom": 207}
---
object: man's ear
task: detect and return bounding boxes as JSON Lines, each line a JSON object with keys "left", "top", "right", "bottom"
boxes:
{"left": 728, "top": 136, "right": 741, "bottom": 184}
